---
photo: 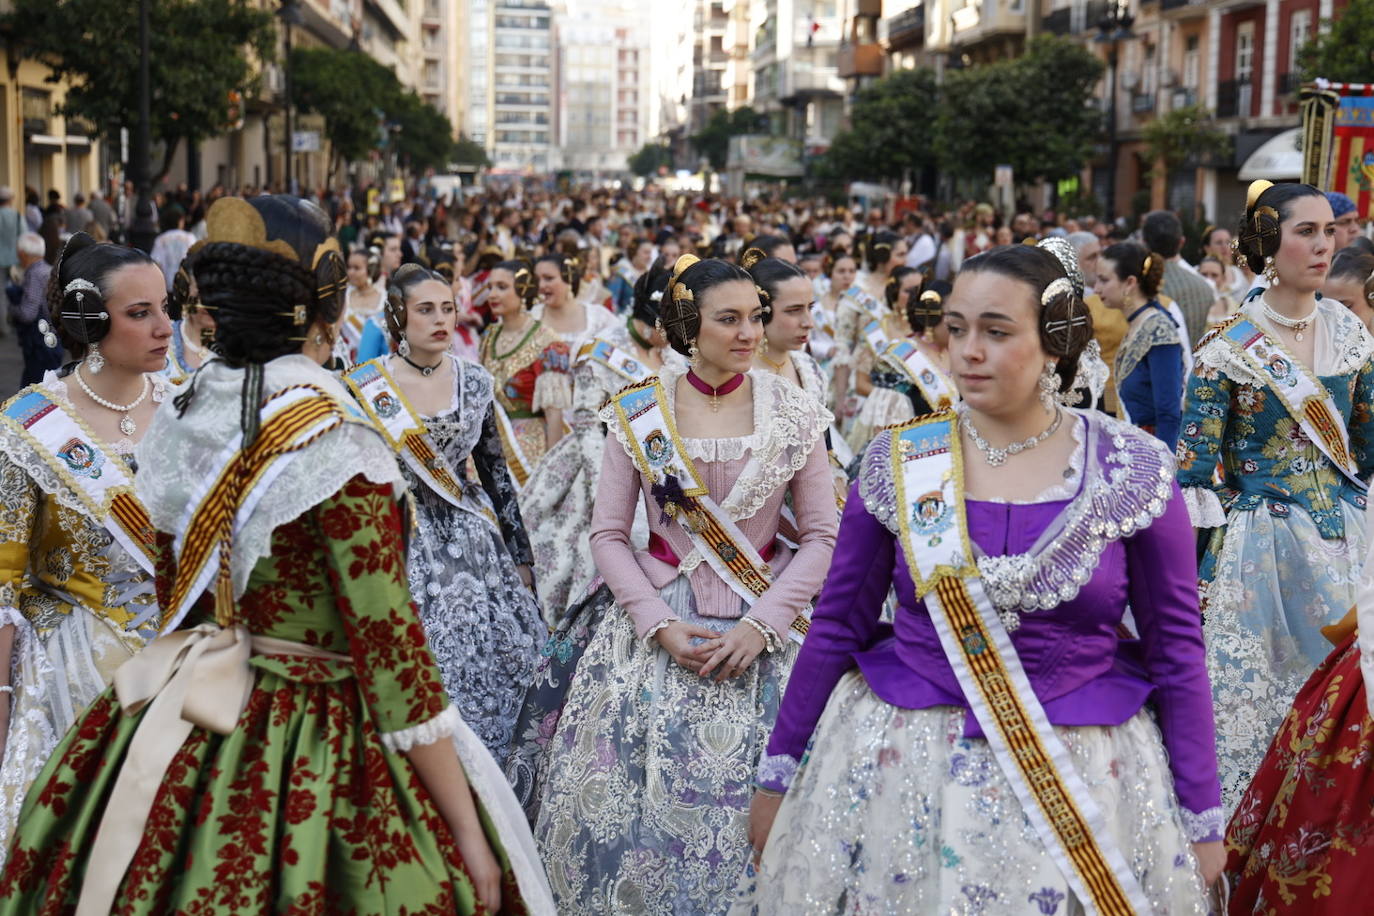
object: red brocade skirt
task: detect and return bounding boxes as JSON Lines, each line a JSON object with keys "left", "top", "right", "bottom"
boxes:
{"left": 1224, "top": 633, "right": 1374, "bottom": 913}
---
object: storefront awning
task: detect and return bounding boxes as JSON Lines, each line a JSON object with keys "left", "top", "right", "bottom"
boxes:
{"left": 1238, "top": 127, "right": 1302, "bottom": 181}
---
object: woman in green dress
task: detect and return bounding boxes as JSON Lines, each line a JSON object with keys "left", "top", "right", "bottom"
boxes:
{"left": 0, "top": 195, "right": 553, "bottom": 915}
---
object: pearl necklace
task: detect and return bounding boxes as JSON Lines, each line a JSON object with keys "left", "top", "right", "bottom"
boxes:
{"left": 75, "top": 366, "right": 150, "bottom": 437}
{"left": 1261, "top": 299, "right": 1319, "bottom": 342}
{"left": 960, "top": 406, "right": 1063, "bottom": 468}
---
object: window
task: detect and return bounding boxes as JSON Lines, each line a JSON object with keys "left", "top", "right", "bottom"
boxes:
{"left": 1183, "top": 35, "right": 1199, "bottom": 89}
{"left": 1235, "top": 21, "right": 1254, "bottom": 85}
{"left": 1289, "top": 9, "right": 1311, "bottom": 74}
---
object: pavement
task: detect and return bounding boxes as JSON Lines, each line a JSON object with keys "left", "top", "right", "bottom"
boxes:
{"left": 0, "top": 326, "right": 26, "bottom": 400}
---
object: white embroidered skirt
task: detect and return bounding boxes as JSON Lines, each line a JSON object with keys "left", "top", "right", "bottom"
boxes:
{"left": 732, "top": 671, "right": 1209, "bottom": 916}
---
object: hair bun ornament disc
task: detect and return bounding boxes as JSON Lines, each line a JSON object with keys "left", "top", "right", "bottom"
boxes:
{"left": 1041, "top": 277, "right": 1075, "bottom": 306}
{"left": 671, "top": 252, "right": 701, "bottom": 280}
{"left": 740, "top": 247, "right": 765, "bottom": 270}
{"left": 1246, "top": 179, "right": 1275, "bottom": 211}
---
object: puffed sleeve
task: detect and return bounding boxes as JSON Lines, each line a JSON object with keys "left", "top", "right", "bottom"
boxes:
{"left": 744, "top": 436, "right": 839, "bottom": 639}
{"left": 1349, "top": 356, "right": 1374, "bottom": 480}
{"left": 472, "top": 402, "right": 534, "bottom": 566}
{"left": 532, "top": 341, "right": 573, "bottom": 413}
{"left": 1175, "top": 363, "right": 1232, "bottom": 528}
{"left": 588, "top": 439, "right": 676, "bottom": 640}
{"left": 0, "top": 450, "right": 39, "bottom": 618}
{"left": 758, "top": 477, "right": 894, "bottom": 792}
{"left": 1144, "top": 343, "right": 1184, "bottom": 448}
{"left": 1125, "top": 481, "right": 1223, "bottom": 841}
{"left": 313, "top": 476, "right": 458, "bottom": 748}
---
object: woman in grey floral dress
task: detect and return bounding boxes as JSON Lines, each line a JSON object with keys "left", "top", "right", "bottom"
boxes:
{"left": 345, "top": 264, "right": 542, "bottom": 764}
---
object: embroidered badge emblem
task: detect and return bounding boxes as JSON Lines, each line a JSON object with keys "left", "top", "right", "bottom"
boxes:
{"left": 373, "top": 392, "right": 401, "bottom": 419}
{"left": 959, "top": 625, "right": 987, "bottom": 656}
{"left": 644, "top": 429, "right": 672, "bottom": 467}
{"left": 619, "top": 358, "right": 642, "bottom": 376}
{"left": 57, "top": 437, "right": 104, "bottom": 479}
{"left": 912, "top": 489, "right": 953, "bottom": 546}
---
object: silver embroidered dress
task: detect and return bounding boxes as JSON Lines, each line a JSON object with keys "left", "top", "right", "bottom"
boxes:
{"left": 395, "top": 357, "right": 543, "bottom": 764}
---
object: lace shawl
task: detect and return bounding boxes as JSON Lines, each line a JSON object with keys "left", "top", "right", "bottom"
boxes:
{"left": 1114, "top": 308, "right": 1182, "bottom": 385}
{"left": 599, "top": 365, "right": 832, "bottom": 571}
{"left": 136, "top": 355, "right": 403, "bottom": 601}
{"left": 859, "top": 411, "right": 1175, "bottom": 614}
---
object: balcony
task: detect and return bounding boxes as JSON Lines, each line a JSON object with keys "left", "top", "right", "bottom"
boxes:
{"left": 1131, "top": 92, "right": 1155, "bottom": 113}
{"left": 779, "top": 64, "right": 844, "bottom": 103}
{"left": 837, "top": 42, "right": 883, "bottom": 78}
{"left": 1170, "top": 86, "right": 1197, "bottom": 109}
{"left": 882, "top": 4, "right": 925, "bottom": 49}
{"left": 951, "top": 0, "right": 1027, "bottom": 49}
{"left": 1159, "top": 0, "right": 1207, "bottom": 15}
{"left": 1216, "top": 78, "right": 1253, "bottom": 119}
{"left": 1278, "top": 72, "right": 1302, "bottom": 96}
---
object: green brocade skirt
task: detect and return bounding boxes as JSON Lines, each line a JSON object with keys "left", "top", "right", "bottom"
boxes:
{"left": 0, "top": 661, "right": 529, "bottom": 914}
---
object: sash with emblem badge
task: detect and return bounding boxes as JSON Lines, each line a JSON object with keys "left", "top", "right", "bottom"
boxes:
{"left": 883, "top": 339, "right": 957, "bottom": 412}
{"left": 607, "top": 378, "right": 810, "bottom": 644}
{"left": 575, "top": 338, "right": 654, "bottom": 384}
{"left": 889, "top": 411, "right": 1150, "bottom": 915}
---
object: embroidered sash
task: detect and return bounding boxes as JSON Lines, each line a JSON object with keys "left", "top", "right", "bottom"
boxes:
{"left": 493, "top": 401, "right": 534, "bottom": 490}
{"left": 862, "top": 317, "right": 890, "bottom": 357}
{"left": 575, "top": 338, "right": 654, "bottom": 384}
{"left": 890, "top": 414, "right": 1150, "bottom": 915}
{"left": 1, "top": 389, "right": 157, "bottom": 584}
{"left": 884, "top": 339, "right": 956, "bottom": 410}
{"left": 608, "top": 379, "right": 809, "bottom": 644}
{"left": 1220, "top": 316, "right": 1365, "bottom": 490}
{"left": 344, "top": 360, "right": 499, "bottom": 531}
{"left": 841, "top": 284, "right": 882, "bottom": 321}
{"left": 162, "top": 385, "right": 355, "bottom": 633}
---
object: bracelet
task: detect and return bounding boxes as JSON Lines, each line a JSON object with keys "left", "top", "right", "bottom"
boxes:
{"left": 0, "top": 685, "right": 12, "bottom": 695}
{"left": 739, "top": 616, "right": 781, "bottom": 653}
{"left": 754, "top": 786, "right": 784, "bottom": 798}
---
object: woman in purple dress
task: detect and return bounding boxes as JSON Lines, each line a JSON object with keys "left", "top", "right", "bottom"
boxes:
{"left": 734, "top": 244, "right": 1224, "bottom": 914}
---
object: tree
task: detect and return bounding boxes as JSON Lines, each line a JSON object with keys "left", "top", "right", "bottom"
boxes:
{"left": 391, "top": 90, "right": 457, "bottom": 174}
{"left": 1142, "top": 103, "right": 1232, "bottom": 200}
{"left": 936, "top": 36, "right": 1104, "bottom": 184}
{"left": 817, "top": 68, "right": 938, "bottom": 183}
{"left": 452, "top": 134, "right": 491, "bottom": 169}
{"left": 2, "top": 0, "right": 276, "bottom": 183}
{"left": 628, "top": 143, "right": 672, "bottom": 177}
{"left": 1299, "top": 0, "right": 1374, "bottom": 83}
{"left": 292, "top": 47, "right": 456, "bottom": 179}
{"left": 691, "top": 106, "right": 766, "bottom": 171}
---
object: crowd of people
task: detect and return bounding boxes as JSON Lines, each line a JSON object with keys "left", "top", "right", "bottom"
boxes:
{"left": 0, "top": 173, "right": 1370, "bottom": 914}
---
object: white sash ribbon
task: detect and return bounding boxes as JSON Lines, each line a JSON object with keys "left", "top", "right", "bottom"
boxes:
{"left": 890, "top": 414, "right": 1149, "bottom": 915}
{"left": 575, "top": 337, "right": 654, "bottom": 384}
{"left": 884, "top": 339, "right": 957, "bottom": 411}
{"left": 1221, "top": 316, "right": 1366, "bottom": 490}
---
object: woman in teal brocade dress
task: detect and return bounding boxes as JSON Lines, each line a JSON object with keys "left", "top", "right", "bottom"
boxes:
{"left": 1176, "top": 182, "right": 1374, "bottom": 810}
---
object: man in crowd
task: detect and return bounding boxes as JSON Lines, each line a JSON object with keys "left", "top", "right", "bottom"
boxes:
{"left": 1143, "top": 209, "right": 1214, "bottom": 348}
{"left": 1328, "top": 192, "right": 1365, "bottom": 253}
{"left": 12, "top": 232, "right": 61, "bottom": 385}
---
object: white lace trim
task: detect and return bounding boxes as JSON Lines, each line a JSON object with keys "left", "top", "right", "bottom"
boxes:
{"left": 756, "top": 751, "right": 800, "bottom": 791}
{"left": 1180, "top": 805, "right": 1225, "bottom": 842}
{"left": 1195, "top": 296, "right": 1373, "bottom": 382}
{"left": 1181, "top": 486, "right": 1227, "bottom": 529}
{"left": 379, "top": 704, "right": 463, "bottom": 753}
{"left": 0, "top": 605, "right": 23, "bottom": 632}
{"left": 861, "top": 412, "right": 1174, "bottom": 615}
{"left": 601, "top": 364, "right": 831, "bottom": 525}
{"left": 136, "top": 355, "right": 404, "bottom": 600}
{"left": 642, "top": 616, "right": 678, "bottom": 649}
{"left": 531, "top": 368, "right": 573, "bottom": 413}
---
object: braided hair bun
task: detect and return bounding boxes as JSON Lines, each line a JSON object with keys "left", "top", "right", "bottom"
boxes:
{"left": 1235, "top": 180, "right": 1325, "bottom": 274}
{"left": 959, "top": 244, "right": 1093, "bottom": 393}
{"left": 47, "top": 232, "right": 156, "bottom": 359}
{"left": 661, "top": 254, "right": 751, "bottom": 357}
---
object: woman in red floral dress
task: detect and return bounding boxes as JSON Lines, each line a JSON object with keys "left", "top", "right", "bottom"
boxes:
{"left": 0, "top": 196, "right": 553, "bottom": 915}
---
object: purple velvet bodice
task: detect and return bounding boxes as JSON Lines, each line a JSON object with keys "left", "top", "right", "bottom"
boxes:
{"left": 762, "top": 413, "right": 1223, "bottom": 839}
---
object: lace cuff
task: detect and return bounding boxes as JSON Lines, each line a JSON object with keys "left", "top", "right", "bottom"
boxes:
{"left": 756, "top": 752, "right": 800, "bottom": 793}
{"left": 1181, "top": 487, "right": 1227, "bottom": 529}
{"left": 532, "top": 370, "right": 573, "bottom": 413}
{"left": 1180, "top": 805, "right": 1225, "bottom": 843}
{"left": 0, "top": 605, "right": 24, "bottom": 631}
{"left": 643, "top": 616, "right": 679, "bottom": 649}
{"left": 740, "top": 616, "right": 781, "bottom": 653}
{"left": 379, "top": 705, "right": 463, "bottom": 753}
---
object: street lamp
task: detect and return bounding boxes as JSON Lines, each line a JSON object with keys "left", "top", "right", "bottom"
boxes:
{"left": 128, "top": 0, "right": 158, "bottom": 253}
{"left": 1095, "top": 0, "right": 1136, "bottom": 224}
{"left": 279, "top": 0, "right": 304, "bottom": 197}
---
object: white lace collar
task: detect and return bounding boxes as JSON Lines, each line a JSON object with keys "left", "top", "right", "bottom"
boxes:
{"left": 136, "top": 354, "right": 403, "bottom": 607}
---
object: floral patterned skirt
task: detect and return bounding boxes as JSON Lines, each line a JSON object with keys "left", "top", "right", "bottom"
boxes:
{"left": 0, "top": 663, "right": 530, "bottom": 914}
{"left": 506, "top": 579, "right": 615, "bottom": 825}
{"left": 533, "top": 578, "right": 798, "bottom": 916}
{"left": 1200, "top": 501, "right": 1365, "bottom": 810}
{"left": 732, "top": 671, "right": 1208, "bottom": 916}
{"left": 1225, "top": 633, "right": 1374, "bottom": 913}
{"left": 518, "top": 429, "right": 595, "bottom": 625}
